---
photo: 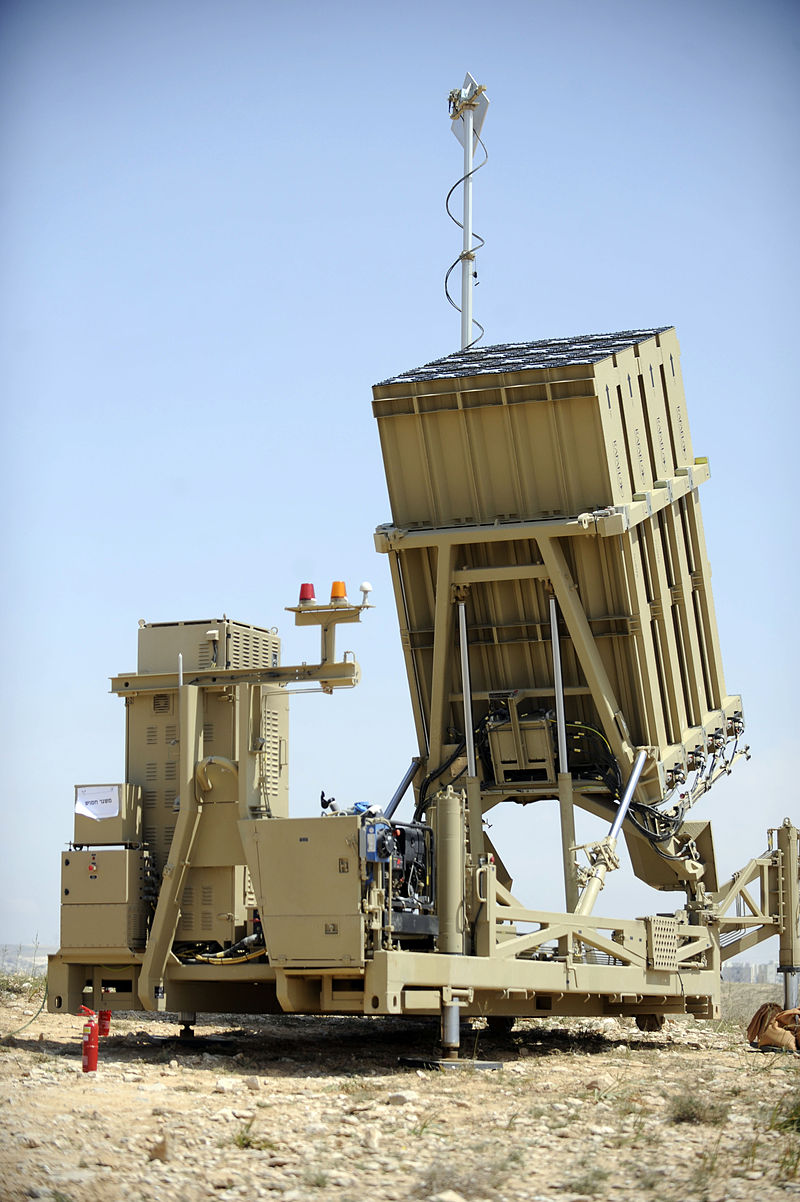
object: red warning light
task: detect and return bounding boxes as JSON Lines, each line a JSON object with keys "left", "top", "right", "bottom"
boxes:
{"left": 298, "top": 583, "right": 316, "bottom": 604}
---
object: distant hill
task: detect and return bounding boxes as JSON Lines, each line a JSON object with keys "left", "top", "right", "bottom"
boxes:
{"left": 0, "top": 944, "right": 57, "bottom": 978}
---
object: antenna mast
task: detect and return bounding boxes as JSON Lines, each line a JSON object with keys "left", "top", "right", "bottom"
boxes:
{"left": 447, "top": 73, "right": 489, "bottom": 349}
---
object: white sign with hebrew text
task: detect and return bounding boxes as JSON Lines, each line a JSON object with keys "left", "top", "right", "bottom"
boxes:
{"left": 75, "top": 785, "right": 120, "bottom": 822}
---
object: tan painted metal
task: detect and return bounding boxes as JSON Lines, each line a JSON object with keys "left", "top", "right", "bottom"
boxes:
{"left": 433, "top": 787, "right": 466, "bottom": 954}
{"left": 256, "top": 817, "right": 365, "bottom": 968}
{"left": 47, "top": 329, "right": 799, "bottom": 1043}
{"left": 372, "top": 329, "right": 743, "bottom": 867}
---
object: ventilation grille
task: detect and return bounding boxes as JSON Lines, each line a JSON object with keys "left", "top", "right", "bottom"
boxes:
{"left": 138, "top": 620, "right": 279, "bottom": 672}
{"left": 647, "top": 916, "right": 679, "bottom": 971}
{"left": 228, "top": 625, "right": 279, "bottom": 669}
{"left": 197, "top": 640, "right": 214, "bottom": 669}
{"left": 262, "top": 708, "right": 281, "bottom": 796}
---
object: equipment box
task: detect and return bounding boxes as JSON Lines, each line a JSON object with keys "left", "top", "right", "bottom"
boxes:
{"left": 60, "top": 848, "right": 151, "bottom": 950}
{"left": 61, "top": 848, "right": 148, "bottom": 906}
{"left": 73, "top": 783, "right": 142, "bottom": 846}
{"left": 60, "top": 903, "right": 148, "bottom": 950}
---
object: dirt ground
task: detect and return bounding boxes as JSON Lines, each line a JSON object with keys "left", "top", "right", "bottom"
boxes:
{"left": 0, "top": 980, "right": 798, "bottom": 1202}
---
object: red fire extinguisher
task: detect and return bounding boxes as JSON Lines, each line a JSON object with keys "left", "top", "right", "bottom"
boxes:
{"left": 98, "top": 1010, "right": 112, "bottom": 1038}
{"left": 80, "top": 1006, "right": 98, "bottom": 1073}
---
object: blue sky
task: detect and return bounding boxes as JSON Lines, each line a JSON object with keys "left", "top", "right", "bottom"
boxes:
{"left": 1, "top": 0, "right": 798, "bottom": 956}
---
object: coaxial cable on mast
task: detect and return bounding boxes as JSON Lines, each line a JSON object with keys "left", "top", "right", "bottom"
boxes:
{"left": 445, "top": 73, "right": 489, "bottom": 350}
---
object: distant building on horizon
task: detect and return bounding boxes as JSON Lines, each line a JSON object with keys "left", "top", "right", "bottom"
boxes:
{"left": 722, "top": 961, "right": 779, "bottom": 984}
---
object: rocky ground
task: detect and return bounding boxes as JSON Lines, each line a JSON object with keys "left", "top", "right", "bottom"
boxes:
{"left": 0, "top": 979, "right": 798, "bottom": 1202}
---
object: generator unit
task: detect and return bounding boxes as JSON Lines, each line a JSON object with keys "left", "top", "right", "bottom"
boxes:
{"left": 48, "top": 329, "right": 799, "bottom": 1052}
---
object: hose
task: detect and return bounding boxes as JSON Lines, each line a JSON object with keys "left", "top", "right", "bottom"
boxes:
{"left": 0, "top": 979, "right": 48, "bottom": 1040}
{"left": 190, "top": 932, "right": 266, "bottom": 965}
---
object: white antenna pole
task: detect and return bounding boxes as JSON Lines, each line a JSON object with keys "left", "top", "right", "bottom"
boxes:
{"left": 447, "top": 74, "right": 488, "bottom": 351}
{"left": 460, "top": 103, "right": 474, "bottom": 351}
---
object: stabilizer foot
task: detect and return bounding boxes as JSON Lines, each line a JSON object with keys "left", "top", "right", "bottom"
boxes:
{"left": 398, "top": 1055, "right": 502, "bottom": 1071}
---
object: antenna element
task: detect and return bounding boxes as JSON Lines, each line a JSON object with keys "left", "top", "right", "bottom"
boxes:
{"left": 447, "top": 73, "right": 489, "bottom": 349}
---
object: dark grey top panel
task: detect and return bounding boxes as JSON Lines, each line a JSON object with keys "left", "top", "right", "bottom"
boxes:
{"left": 377, "top": 327, "right": 672, "bottom": 386}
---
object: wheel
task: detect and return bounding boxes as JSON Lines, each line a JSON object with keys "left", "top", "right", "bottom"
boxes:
{"left": 635, "top": 1014, "right": 665, "bottom": 1032}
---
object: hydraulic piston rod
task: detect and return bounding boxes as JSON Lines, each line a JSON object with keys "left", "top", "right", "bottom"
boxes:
{"left": 458, "top": 600, "right": 477, "bottom": 778}
{"left": 384, "top": 757, "right": 422, "bottom": 820}
{"left": 777, "top": 818, "right": 800, "bottom": 1010}
{"left": 575, "top": 748, "right": 649, "bottom": 916}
